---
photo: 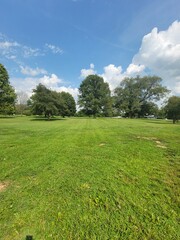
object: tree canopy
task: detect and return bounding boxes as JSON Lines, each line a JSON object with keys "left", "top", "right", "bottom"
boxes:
{"left": 114, "top": 76, "right": 169, "bottom": 118}
{"left": 0, "top": 64, "right": 16, "bottom": 114}
{"left": 78, "top": 75, "right": 112, "bottom": 117}
{"left": 56, "top": 91, "right": 76, "bottom": 117}
{"left": 30, "top": 84, "right": 76, "bottom": 118}
{"left": 165, "top": 96, "right": 180, "bottom": 123}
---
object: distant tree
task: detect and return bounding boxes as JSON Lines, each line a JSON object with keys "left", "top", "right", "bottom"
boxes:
{"left": 138, "top": 101, "right": 159, "bottom": 118}
{"left": 78, "top": 75, "right": 112, "bottom": 117}
{"left": 165, "top": 96, "right": 180, "bottom": 123}
{"left": 156, "top": 107, "right": 166, "bottom": 119}
{"left": 58, "top": 92, "right": 76, "bottom": 117}
{"left": 0, "top": 64, "right": 16, "bottom": 114}
{"left": 114, "top": 76, "right": 169, "bottom": 118}
{"left": 30, "top": 84, "right": 76, "bottom": 119}
{"left": 30, "top": 84, "right": 58, "bottom": 119}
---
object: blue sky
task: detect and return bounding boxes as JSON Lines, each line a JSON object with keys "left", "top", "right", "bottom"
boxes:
{"left": 0, "top": 0, "right": 180, "bottom": 100}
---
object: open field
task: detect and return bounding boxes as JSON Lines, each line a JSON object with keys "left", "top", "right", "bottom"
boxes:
{"left": 0, "top": 117, "right": 179, "bottom": 240}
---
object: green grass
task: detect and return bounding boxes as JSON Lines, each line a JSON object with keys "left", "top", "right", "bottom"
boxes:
{"left": 0, "top": 117, "right": 179, "bottom": 240}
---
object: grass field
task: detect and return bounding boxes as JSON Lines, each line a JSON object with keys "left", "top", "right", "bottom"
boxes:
{"left": 0, "top": 117, "right": 179, "bottom": 240}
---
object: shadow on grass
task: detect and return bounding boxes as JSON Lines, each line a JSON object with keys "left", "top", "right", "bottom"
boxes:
{"left": 30, "top": 117, "right": 67, "bottom": 121}
{"left": 0, "top": 116, "right": 16, "bottom": 119}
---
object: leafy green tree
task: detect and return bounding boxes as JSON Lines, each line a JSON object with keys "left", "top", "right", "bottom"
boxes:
{"left": 165, "top": 96, "right": 180, "bottom": 123}
{"left": 114, "top": 76, "right": 169, "bottom": 118}
{"left": 156, "top": 107, "right": 166, "bottom": 119}
{"left": 0, "top": 64, "right": 16, "bottom": 114}
{"left": 138, "top": 101, "right": 159, "bottom": 118}
{"left": 114, "top": 78, "right": 140, "bottom": 118}
{"left": 30, "top": 84, "right": 76, "bottom": 119}
{"left": 31, "top": 84, "right": 58, "bottom": 119}
{"left": 57, "top": 92, "right": 76, "bottom": 117}
{"left": 78, "top": 75, "right": 112, "bottom": 117}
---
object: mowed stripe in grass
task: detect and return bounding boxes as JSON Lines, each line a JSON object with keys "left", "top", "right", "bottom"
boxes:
{"left": 0, "top": 117, "right": 179, "bottom": 240}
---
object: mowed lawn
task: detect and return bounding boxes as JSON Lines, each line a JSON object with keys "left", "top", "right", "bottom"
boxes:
{"left": 0, "top": 117, "right": 179, "bottom": 240}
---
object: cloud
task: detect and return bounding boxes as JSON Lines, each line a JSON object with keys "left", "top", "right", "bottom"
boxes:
{"left": 101, "top": 63, "right": 144, "bottom": 90}
{"left": 80, "top": 63, "right": 146, "bottom": 91}
{"left": 101, "top": 64, "right": 123, "bottom": 90}
{"left": 45, "top": 43, "right": 63, "bottom": 54}
{"left": 133, "top": 20, "right": 180, "bottom": 94}
{"left": 0, "top": 41, "right": 20, "bottom": 48}
{"left": 0, "top": 35, "right": 43, "bottom": 60}
{"left": 92, "top": 21, "right": 180, "bottom": 95}
{"left": 11, "top": 74, "right": 62, "bottom": 94}
{"left": 22, "top": 46, "right": 42, "bottom": 58}
{"left": 39, "top": 74, "right": 62, "bottom": 88}
{"left": 80, "top": 63, "right": 96, "bottom": 78}
{"left": 174, "top": 81, "right": 180, "bottom": 93}
{"left": 11, "top": 77, "right": 39, "bottom": 97}
{"left": 100, "top": 21, "right": 180, "bottom": 94}
{"left": 11, "top": 74, "right": 78, "bottom": 100}
{"left": 125, "top": 63, "right": 145, "bottom": 75}
{"left": 20, "top": 66, "right": 47, "bottom": 76}
{"left": 56, "top": 86, "right": 79, "bottom": 100}
{"left": 0, "top": 34, "right": 64, "bottom": 63}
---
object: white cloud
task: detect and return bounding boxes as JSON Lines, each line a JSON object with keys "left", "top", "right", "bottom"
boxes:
{"left": 11, "top": 74, "right": 62, "bottom": 95}
{"left": 0, "top": 38, "right": 42, "bottom": 60}
{"left": 78, "top": 21, "right": 180, "bottom": 95}
{"left": 90, "top": 63, "right": 94, "bottom": 69}
{"left": 56, "top": 86, "right": 79, "bottom": 101}
{"left": 22, "top": 46, "right": 42, "bottom": 58}
{"left": 45, "top": 43, "right": 63, "bottom": 54}
{"left": 20, "top": 66, "right": 47, "bottom": 76}
{"left": 80, "top": 63, "right": 146, "bottom": 91}
{"left": 11, "top": 74, "right": 78, "bottom": 100}
{"left": 0, "top": 41, "right": 20, "bottom": 48}
{"left": 11, "top": 77, "right": 38, "bottom": 97}
{"left": 173, "top": 79, "right": 180, "bottom": 95}
{"left": 0, "top": 34, "right": 57, "bottom": 62}
{"left": 80, "top": 63, "right": 96, "bottom": 78}
{"left": 125, "top": 63, "right": 145, "bottom": 75}
{"left": 6, "top": 55, "right": 17, "bottom": 60}
{"left": 39, "top": 74, "right": 62, "bottom": 88}
{"left": 101, "top": 64, "right": 124, "bottom": 90}
{"left": 79, "top": 61, "right": 147, "bottom": 91}
{"left": 133, "top": 20, "right": 180, "bottom": 94}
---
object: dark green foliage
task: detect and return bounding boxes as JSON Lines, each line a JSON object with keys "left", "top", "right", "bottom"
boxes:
{"left": 78, "top": 75, "right": 112, "bottom": 117}
{"left": 31, "top": 84, "right": 58, "bottom": 118}
{"left": 114, "top": 76, "right": 169, "bottom": 118}
{"left": 0, "top": 63, "right": 16, "bottom": 114}
{"left": 54, "top": 91, "right": 76, "bottom": 117}
{"left": 30, "top": 84, "right": 76, "bottom": 118}
{"left": 138, "top": 101, "right": 159, "bottom": 118}
{"left": 165, "top": 96, "right": 180, "bottom": 123}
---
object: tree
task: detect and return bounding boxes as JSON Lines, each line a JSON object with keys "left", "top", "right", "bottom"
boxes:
{"left": 138, "top": 101, "right": 159, "bottom": 118}
{"left": 58, "top": 92, "right": 76, "bottom": 117}
{"left": 78, "top": 75, "right": 112, "bottom": 117}
{"left": 114, "top": 75, "right": 169, "bottom": 118}
{"left": 0, "top": 64, "right": 16, "bottom": 114}
{"left": 31, "top": 84, "right": 58, "bottom": 119}
{"left": 165, "top": 96, "right": 180, "bottom": 123}
{"left": 30, "top": 84, "right": 76, "bottom": 119}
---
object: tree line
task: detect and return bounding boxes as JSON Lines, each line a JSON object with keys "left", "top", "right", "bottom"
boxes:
{"left": 0, "top": 63, "right": 180, "bottom": 123}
